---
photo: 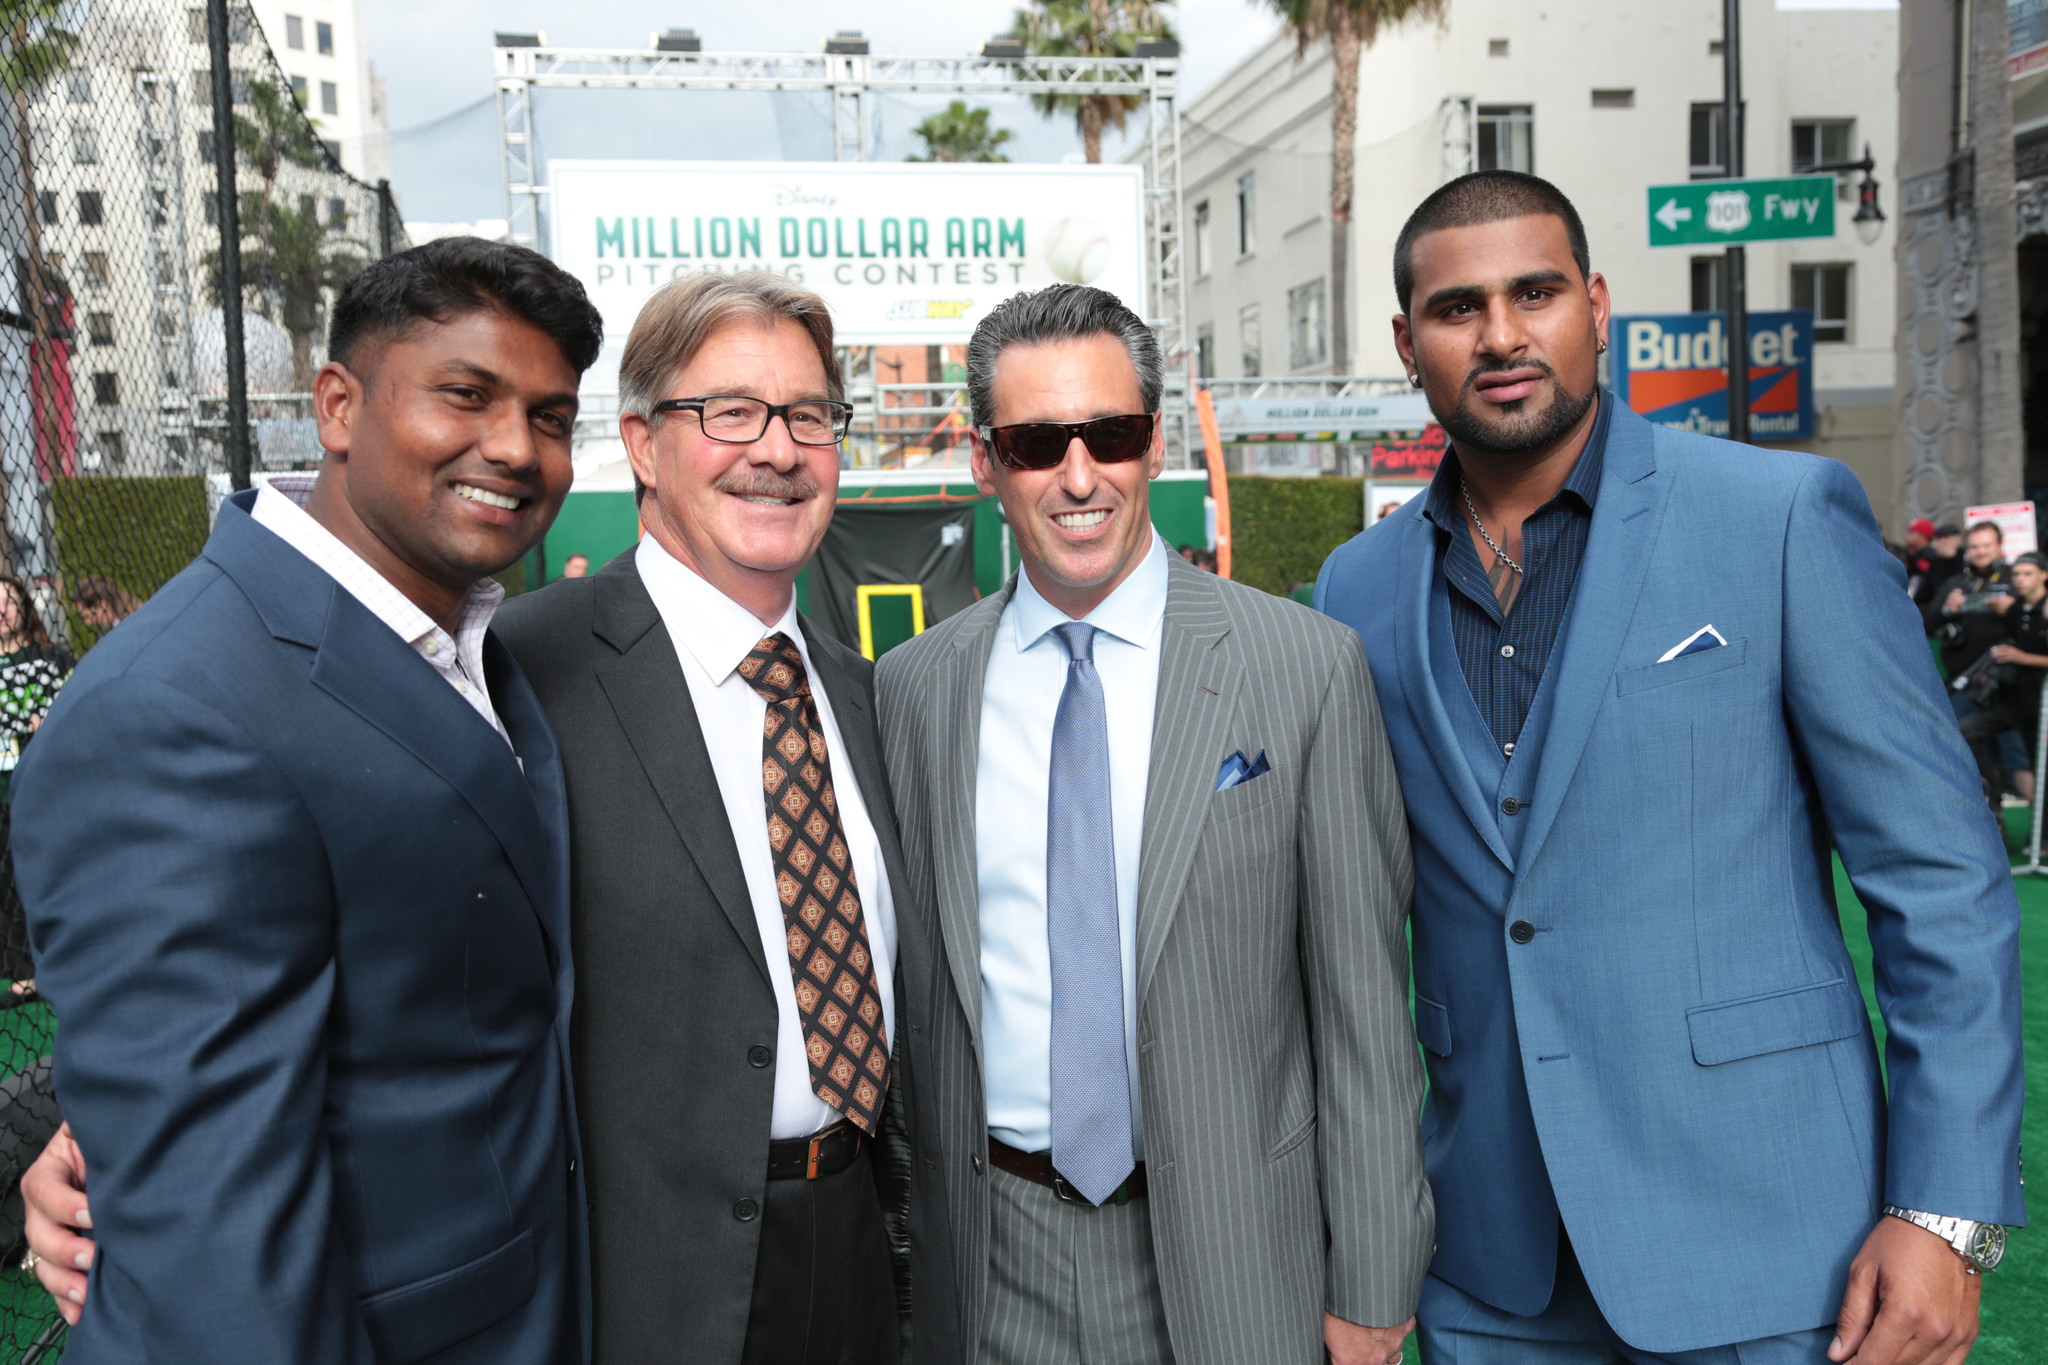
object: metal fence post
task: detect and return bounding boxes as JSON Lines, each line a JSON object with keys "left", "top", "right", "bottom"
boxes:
{"left": 2017, "top": 674, "right": 2048, "bottom": 876}
{"left": 377, "top": 177, "right": 397, "bottom": 259}
{"left": 205, "top": 0, "right": 251, "bottom": 491}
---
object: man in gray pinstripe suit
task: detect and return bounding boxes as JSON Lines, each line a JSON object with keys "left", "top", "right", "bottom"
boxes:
{"left": 876, "top": 285, "right": 1434, "bottom": 1365}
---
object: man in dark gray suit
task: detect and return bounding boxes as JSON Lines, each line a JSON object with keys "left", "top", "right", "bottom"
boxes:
{"left": 492, "top": 272, "right": 955, "bottom": 1364}
{"left": 875, "top": 286, "right": 1433, "bottom": 1365}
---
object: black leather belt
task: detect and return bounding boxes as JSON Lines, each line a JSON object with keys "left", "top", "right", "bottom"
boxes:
{"left": 766, "top": 1120, "right": 865, "bottom": 1181}
{"left": 987, "top": 1136, "right": 1148, "bottom": 1206}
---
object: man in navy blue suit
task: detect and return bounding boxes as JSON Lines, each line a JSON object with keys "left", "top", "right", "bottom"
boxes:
{"left": 1318, "top": 172, "right": 2024, "bottom": 1364}
{"left": 11, "top": 236, "right": 602, "bottom": 1363}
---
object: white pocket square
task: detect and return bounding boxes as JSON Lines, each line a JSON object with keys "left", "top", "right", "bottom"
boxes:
{"left": 1657, "top": 624, "right": 1728, "bottom": 664}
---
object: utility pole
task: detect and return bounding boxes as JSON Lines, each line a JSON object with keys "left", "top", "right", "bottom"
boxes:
{"left": 1723, "top": 0, "right": 1748, "bottom": 444}
{"left": 206, "top": 0, "right": 251, "bottom": 490}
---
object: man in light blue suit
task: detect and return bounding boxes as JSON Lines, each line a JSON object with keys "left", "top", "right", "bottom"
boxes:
{"left": 1317, "top": 171, "right": 2024, "bottom": 1365}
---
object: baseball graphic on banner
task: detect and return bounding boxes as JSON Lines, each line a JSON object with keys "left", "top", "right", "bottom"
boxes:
{"left": 1044, "top": 217, "right": 1112, "bottom": 284}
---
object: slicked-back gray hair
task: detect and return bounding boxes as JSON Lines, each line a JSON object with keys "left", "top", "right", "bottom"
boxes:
{"left": 966, "top": 284, "right": 1162, "bottom": 428}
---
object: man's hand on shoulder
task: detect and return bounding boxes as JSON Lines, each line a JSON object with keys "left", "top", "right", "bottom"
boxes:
{"left": 1324, "top": 1310, "right": 1412, "bottom": 1365}
{"left": 22, "top": 1122, "right": 93, "bottom": 1326}
{"left": 1829, "top": 1216, "right": 1979, "bottom": 1365}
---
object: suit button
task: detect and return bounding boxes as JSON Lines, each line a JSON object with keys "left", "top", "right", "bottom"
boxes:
{"left": 1509, "top": 920, "right": 1535, "bottom": 944}
{"left": 748, "top": 1044, "right": 773, "bottom": 1068}
{"left": 971, "top": 1153, "right": 984, "bottom": 1175}
{"left": 733, "top": 1198, "right": 759, "bottom": 1222}
{"left": 1501, "top": 797, "right": 1522, "bottom": 815}
{"left": 567, "top": 1158, "right": 577, "bottom": 1177}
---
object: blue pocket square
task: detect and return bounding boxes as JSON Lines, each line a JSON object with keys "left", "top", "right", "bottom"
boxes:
{"left": 1215, "top": 748, "right": 1271, "bottom": 792}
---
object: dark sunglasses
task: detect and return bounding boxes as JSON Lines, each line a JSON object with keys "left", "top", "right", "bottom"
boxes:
{"left": 976, "top": 413, "right": 1155, "bottom": 470}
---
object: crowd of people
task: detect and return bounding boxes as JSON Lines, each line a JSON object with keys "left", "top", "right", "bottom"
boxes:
{"left": 0, "top": 170, "right": 2025, "bottom": 1365}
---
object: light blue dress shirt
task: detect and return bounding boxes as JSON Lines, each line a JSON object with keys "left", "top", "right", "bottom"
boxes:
{"left": 977, "top": 535, "right": 1170, "bottom": 1154}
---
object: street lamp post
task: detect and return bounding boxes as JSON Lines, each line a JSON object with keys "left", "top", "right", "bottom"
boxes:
{"left": 1807, "top": 144, "right": 1888, "bottom": 246}
{"left": 1723, "top": 0, "right": 1748, "bottom": 444}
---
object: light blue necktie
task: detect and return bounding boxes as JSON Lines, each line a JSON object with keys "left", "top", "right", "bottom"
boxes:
{"left": 1046, "top": 621, "right": 1135, "bottom": 1206}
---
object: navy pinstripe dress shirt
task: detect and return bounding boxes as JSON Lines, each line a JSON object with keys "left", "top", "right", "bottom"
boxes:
{"left": 1419, "top": 394, "right": 1613, "bottom": 753}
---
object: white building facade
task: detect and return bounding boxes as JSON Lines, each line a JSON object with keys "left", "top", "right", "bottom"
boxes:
{"left": 1178, "top": 0, "right": 1900, "bottom": 520}
{"left": 248, "top": 0, "right": 389, "bottom": 183}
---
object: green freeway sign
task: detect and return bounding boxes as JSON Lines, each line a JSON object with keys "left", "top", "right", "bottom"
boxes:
{"left": 1646, "top": 176, "right": 1837, "bottom": 247}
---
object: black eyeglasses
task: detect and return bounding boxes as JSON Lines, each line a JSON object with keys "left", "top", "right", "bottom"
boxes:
{"left": 650, "top": 395, "right": 854, "bottom": 446}
{"left": 975, "top": 413, "right": 1156, "bottom": 470}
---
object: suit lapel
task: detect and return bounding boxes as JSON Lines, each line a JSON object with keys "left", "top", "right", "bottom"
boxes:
{"left": 931, "top": 589, "right": 1009, "bottom": 1051}
{"left": 1395, "top": 512, "right": 1514, "bottom": 871}
{"left": 1136, "top": 560, "right": 1240, "bottom": 998}
{"left": 308, "top": 596, "right": 557, "bottom": 926}
{"left": 1516, "top": 409, "right": 1671, "bottom": 877}
{"left": 590, "top": 563, "right": 770, "bottom": 987}
{"left": 487, "top": 636, "right": 573, "bottom": 972}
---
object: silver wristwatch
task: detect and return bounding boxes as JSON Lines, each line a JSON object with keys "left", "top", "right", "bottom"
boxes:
{"left": 1882, "top": 1206, "right": 2007, "bottom": 1274}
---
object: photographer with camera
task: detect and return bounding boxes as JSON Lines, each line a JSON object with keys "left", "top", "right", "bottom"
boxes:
{"left": 1926, "top": 521, "right": 2016, "bottom": 672}
{"left": 1960, "top": 551, "right": 2048, "bottom": 809}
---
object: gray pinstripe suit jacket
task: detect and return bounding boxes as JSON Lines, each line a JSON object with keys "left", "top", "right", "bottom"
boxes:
{"left": 875, "top": 552, "right": 1433, "bottom": 1364}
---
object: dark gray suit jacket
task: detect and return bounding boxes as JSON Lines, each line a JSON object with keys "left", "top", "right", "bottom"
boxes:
{"left": 496, "top": 552, "right": 959, "bottom": 1365}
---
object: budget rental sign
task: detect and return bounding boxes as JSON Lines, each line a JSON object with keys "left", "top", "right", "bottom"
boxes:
{"left": 549, "top": 160, "right": 1147, "bottom": 388}
{"left": 1610, "top": 311, "right": 1815, "bottom": 442}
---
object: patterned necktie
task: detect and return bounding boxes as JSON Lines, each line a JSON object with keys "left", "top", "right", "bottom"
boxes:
{"left": 1046, "top": 621, "right": 1135, "bottom": 1205}
{"left": 739, "top": 633, "right": 890, "bottom": 1135}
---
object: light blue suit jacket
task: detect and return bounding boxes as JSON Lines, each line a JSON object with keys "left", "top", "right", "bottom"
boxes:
{"left": 1316, "top": 404, "right": 2025, "bottom": 1352}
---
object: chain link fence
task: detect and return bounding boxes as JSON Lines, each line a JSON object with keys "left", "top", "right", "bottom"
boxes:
{"left": 0, "top": 1, "right": 405, "bottom": 1355}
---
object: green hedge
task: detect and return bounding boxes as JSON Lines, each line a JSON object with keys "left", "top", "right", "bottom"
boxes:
{"left": 51, "top": 476, "right": 211, "bottom": 651}
{"left": 1226, "top": 475, "right": 1365, "bottom": 597}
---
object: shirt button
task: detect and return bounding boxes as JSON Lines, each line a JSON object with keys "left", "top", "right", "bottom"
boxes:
{"left": 733, "top": 1198, "right": 759, "bottom": 1221}
{"left": 748, "top": 1044, "right": 773, "bottom": 1068}
{"left": 1510, "top": 920, "right": 1536, "bottom": 944}
{"left": 1501, "top": 797, "right": 1522, "bottom": 815}
{"left": 423, "top": 639, "right": 441, "bottom": 655}
{"left": 1500, "top": 644, "right": 1516, "bottom": 658}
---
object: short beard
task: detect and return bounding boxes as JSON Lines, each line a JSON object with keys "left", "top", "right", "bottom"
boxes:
{"left": 714, "top": 465, "right": 819, "bottom": 502}
{"left": 1430, "top": 361, "right": 1596, "bottom": 458}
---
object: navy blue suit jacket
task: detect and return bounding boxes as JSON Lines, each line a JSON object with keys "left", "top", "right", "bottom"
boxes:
{"left": 14, "top": 491, "right": 585, "bottom": 1364}
{"left": 1317, "top": 407, "right": 2025, "bottom": 1352}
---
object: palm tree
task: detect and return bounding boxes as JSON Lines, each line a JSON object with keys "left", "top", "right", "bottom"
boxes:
{"left": 1264, "top": 0, "right": 1444, "bottom": 374}
{"left": 1, "top": 1, "right": 79, "bottom": 570}
{"left": 907, "top": 101, "right": 1015, "bottom": 163}
{"left": 1014, "top": 0, "right": 1176, "bottom": 164}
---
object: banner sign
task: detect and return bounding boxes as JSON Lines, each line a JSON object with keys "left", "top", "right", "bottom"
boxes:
{"left": 2015, "top": 0, "right": 2048, "bottom": 80}
{"left": 1966, "top": 501, "right": 2039, "bottom": 558}
{"left": 1210, "top": 391, "right": 1447, "bottom": 478}
{"left": 549, "top": 160, "right": 1147, "bottom": 384}
{"left": 1611, "top": 310, "right": 1815, "bottom": 442}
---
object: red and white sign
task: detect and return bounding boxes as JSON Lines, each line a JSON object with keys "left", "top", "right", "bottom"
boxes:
{"left": 1966, "top": 501, "right": 2039, "bottom": 558}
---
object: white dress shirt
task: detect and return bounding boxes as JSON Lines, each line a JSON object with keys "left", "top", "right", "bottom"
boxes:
{"left": 251, "top": 474, "right": 508, "bottom": 742}
{"left": 634, "top": 534, "right": 898, "bottom": 1141}
{"left": 977, "top": 534, "right": 1169, "bottom": 1155}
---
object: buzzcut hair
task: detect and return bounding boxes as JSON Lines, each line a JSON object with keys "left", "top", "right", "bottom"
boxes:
{"left": 327, "top": 235, "right": 604, "bottom": 375}
{"left": 1393, "top": 170, "right": 1592, "bottom": 313}
{"left": 965, "top": 284, "right": 1162, "bottom": 429}
{"left": 1968, "top": 520, "right": 2005, "bottom": 542}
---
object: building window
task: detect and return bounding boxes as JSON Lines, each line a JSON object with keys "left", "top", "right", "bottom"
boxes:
{"left": 36, "top": 191, "right": 56, "bottom": 225}
{"left": 86, "top": 313, "right": 114, "bottom": 347}
{"left": 1236, "top": 172, "right": 1256, "bottom": 256}
{"left": 1240, "top": 303, "right": 1262, "bottom": 378}
{"left": 91, "top": 372, "right": 118, "bottom": 407}
{"left": 1690, "top": 256, "right": 1727, "bottom": 314}
{"left": 290, "top": 75, "right": 307, "bottom": 103}
{"left": 1791, "top": 119, "right": 1855, "bottom": 198}
{"left": 1477, "top": 106, "right": 1534, "bottom": 173}
{"left": 81, "top": 252, "right": 108, "bottom": 289}
{"left": 1288, "top": 278, "right": 1328, "bottom": 370}
{"left": 76, "top": 191, "right": 103, "bottom": 226}
{"left": 1691, "top": 103, "right": 1739, "bottom": 179}
{"left": 71, "top": 124, "right": 98, "bottom": 165}
{"left": 1196, "top": 323, "right": 1215, "bottom": 379}
{"left": 198, "top": 129, "right": 216, "bottom": 163}
{"left": 1791, "top": 263, "right": 1851, "bottom": 343}
{"left": 1590, "top": 89, "right": 1635, "bottom": 109}
{"left": 1192, "top": 200, "right": 1210, "bottom": 276}
{"left": 232, "top": 68, "right": 254, "bottom": 106}
{"left": 99, "top": 431, "right": 124, "bottom": 466}
{"left": 66, "top": 72, "right": 90, "bottom": 104}
{"left": 285, "top": 14, "right": 305, "bottom": 49}
{"left": 1488, "top": 38, "right": 1509, "bottom": 57}
{"left": 327, "top": 197, "right": 347, "bottom": 228}
{"left": 188, "top": 8, "right": 206, "bottom": 42}
{"left": 320, "top": 139, "right": 341, "bottom": 164}
{"left": 317, "top": 21, "right": 335, "bottom": 56}
{"left": 320, "top": 81, "right": 338, "bottom": 116}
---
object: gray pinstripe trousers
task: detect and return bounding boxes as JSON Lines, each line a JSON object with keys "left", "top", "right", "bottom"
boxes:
{"left": 980, "top": 1166, "right": 1176, "bottom": 1365}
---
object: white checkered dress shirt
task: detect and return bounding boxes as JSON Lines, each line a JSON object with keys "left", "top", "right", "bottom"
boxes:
{"left": 252, "top": 474, "right": 509, "bottom": 744}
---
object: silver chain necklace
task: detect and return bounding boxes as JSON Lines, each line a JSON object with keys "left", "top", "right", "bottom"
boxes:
{"left": 1460, "top": 479, "right": 1524, "bottom": 576}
